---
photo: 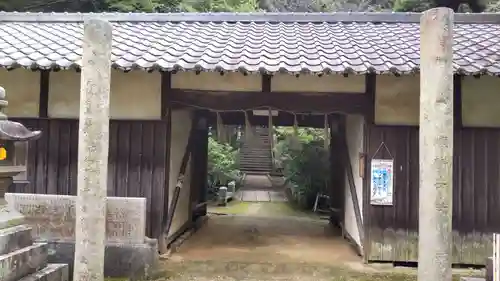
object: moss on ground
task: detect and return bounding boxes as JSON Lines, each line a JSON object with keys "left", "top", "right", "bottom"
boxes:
{"left": 208, "top": 201, "right": 253, "bottom": 215}
{"left": 208, "top": 201, "right": 322, "bottom": 219}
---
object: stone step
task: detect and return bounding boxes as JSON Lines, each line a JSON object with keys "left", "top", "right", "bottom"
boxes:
{"left": 0, "top": 224, "right": 34, "bottom": 255}
{"left": 240, "top": 160, "right": 271, "bottom": 163}
{"left": 18, "top": 264, "right": 69, "bottom": 281}
{"left": 242, "top": 171, "right": 271, "bottom": 175}
{"left": 241, "top": 165, "right": 272, "bottom": 169}
{"left": 240, "top": 164, "right": 273, "bottom": 168}
{"left": 240, "top": 154, "right": 272, "bottom": 158}
{"left": 240, "top": 161, "right": 272, "bottom": 165}
{"left": 241, "top": 145, "right": 271, "bottom": 148}
{"left": 240, "top": 163, "right": 272, "bottom": 167}
{"left": 240, "top": 150, "right": 271, "bottom": 153}
{"left": 0, "top": 243, "right": 48, "bottom": 281}
{"left": 240, "top": 157, "right": 272, "bottom": 160}
{"left": 241, "top": 169, "right": 273, "bottom": 173}
{"left": 240, "top": 151, "right": 271, "bottom": 154}
{"left": 239, "top": 157, "right": 272, "bottom": 161}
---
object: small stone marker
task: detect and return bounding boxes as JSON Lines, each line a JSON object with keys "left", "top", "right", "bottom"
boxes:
{"left": 5, "top": 193, "right": 146, "bottom": 244}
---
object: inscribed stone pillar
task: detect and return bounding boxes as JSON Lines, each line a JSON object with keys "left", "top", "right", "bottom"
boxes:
{"left": 73, "top": 19, "right": 112, "bottom": 281}
{"left": 418, "top": 8, "right": 454, "bottom": 281}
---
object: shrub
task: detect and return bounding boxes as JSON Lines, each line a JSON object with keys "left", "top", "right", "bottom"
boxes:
{"left": 207, "top": 136, "right": 242, "bottom": 188}
{"left": 274, "top": 127, "right": 330, "bottom": 209}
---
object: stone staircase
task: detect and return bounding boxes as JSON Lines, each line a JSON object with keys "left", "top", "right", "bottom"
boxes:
{"left": 0, "top": 224, "right": 68, "bottom": 281}
{"left": 239, "top": 126, "right": 273, "bottom": 175}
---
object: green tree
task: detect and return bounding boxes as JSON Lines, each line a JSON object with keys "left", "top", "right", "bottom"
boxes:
{"left": 0, "top": 0, "right": 258, "bottom": 12}
{"left": 393, "top": 0, "right": 488, "bottom": 12}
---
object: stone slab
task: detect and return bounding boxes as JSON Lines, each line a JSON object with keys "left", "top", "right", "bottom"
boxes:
{"left": 0, "top": 224, "right": 33, "bottom": 255}
{"left": 42, "top": 239, "right": 158, "bottom": 281}
{"left": 18, "top": 264, "right": 69, "bottom": 281}
{"left": 0, "top": 243, "right": 48, "bottom": 281}
{"left": 460, "top": 278, "right": 485, "bottom": 281}
{"left": 5, "top": 193, "right": 146, "bottom": 244}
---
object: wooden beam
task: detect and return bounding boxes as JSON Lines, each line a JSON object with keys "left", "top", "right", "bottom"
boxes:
{"left": 262, "top": 74, "right": 272, "bottom": 92}
{"left": 160, "top": 112, "right": 198, "bottom": 253}
{"left": 329, "top": 114, "right": 345, "bottom": 221}
{"left": 365, "top": 74, "right": 376, "bottom": 125}
{"left": 159, "top": 71, "right": 172, "bottom": 252}
{"left": 206, "top": 111, "right": 326, "bottom": 128}
{"left": 38, "top": 70, "right": 49, "bottom": 118}
{"left": 169, "top": 89, "right": 369, "bottom": 115}
{"left": 190, "top": 110, "right": 209, "bottom": 220}
{"left": 161, "top": 72, "right": 172, "bottom": 120}
{"left": 339, "top": 115, "right": 365, "bottom": 255}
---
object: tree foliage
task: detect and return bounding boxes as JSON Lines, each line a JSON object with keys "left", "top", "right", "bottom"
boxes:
{"left": 0, "top": 0, "right": 497, "bottom": 13}
{"left": 207, "top": 136, "right": 241, "bottom": 187}
{"left": 274, "top": 127, "right": 330, "bottom": 209}
{"left": 393, "top": 0, "right": 490, "bottom": 12}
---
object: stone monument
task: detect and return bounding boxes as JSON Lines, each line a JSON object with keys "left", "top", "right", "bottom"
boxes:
{"left": 0, "top": 86, "right": 69, "bottom": 281}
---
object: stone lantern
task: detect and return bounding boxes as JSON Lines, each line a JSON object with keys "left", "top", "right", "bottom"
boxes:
{"left": 0, "top": 86, "right": 41, "bottom": 229}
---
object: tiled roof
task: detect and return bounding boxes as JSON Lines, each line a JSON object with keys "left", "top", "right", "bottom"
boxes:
{"left": 0, "top": 12, "right": 500, "bottom": 75}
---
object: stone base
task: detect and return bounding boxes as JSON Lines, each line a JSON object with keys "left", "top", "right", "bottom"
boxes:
{"left": 41, "top": 239, "right": 159, "bottom": 281}
{"left": 460, "top": 278, "right": 486, "bottom": 281}
{"left": 18, "top": 264, "right": 69, "bottom": 281}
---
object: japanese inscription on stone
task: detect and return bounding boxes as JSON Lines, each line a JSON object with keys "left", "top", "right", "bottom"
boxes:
{"left": 4, "top": 193, "right": 146, "bottom": 244}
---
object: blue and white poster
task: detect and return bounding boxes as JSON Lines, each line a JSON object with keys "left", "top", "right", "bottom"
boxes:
{"left": 370, "top": 159, "right": 394, "bottom": 206}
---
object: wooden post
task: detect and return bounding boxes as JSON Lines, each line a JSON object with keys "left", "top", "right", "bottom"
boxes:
{"left": 493, "top": 234, "right": 499, "bottom": 281}
{"left": 419, "top": 8, "right": 454, "bottom": 281}
{"left": 73, "top": 19, "right": 112, "bottom": 281}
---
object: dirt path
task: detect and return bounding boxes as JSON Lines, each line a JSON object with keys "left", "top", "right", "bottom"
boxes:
{"left": 169, "top": 214, "right": 356, "bottom": 265}
{"left": 160, "top": 201, "right": 483, "bottom": 281}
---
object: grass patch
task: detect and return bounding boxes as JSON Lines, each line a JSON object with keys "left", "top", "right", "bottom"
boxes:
{"left": 208, "top": 201, "right": 324, "bottom": 219}
{"left": 256, "top": 202, "right": 318, "bottom": 218}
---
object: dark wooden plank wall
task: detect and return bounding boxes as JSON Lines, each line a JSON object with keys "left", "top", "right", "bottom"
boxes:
{"left": 11, "top": 118, "right": 169, "bottom": 239}
{"left": 365, "top": 125, "right": 500, "bottom": 265}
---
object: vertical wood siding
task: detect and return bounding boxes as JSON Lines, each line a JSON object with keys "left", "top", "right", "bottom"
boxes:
{"left": 366, "top": 126, "right": 500, "bottom": 265}
{"left": 12, "top": 118, "right": 169, "bottom": 239}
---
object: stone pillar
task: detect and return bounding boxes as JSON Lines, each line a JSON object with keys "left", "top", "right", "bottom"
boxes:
{"left": 418, "top": 8, "right": 454, "bottom": 281}
{"left": 73, "top": 19, "right": 112, "bottom": 281}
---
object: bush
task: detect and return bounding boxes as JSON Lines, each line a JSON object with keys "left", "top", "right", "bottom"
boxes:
{"left": 274, "top": 127, "right": 330, "bottom": 209}
{"left": 207, "top": 136, "right": 242, "bottom": 188}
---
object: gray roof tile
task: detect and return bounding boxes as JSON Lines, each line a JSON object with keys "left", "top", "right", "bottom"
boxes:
{"left": 0, "top": 12, "right": 499, "bottom": 75}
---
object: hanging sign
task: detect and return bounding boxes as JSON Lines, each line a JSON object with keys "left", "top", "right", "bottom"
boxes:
{"left": 370, "top": 159, "right": 394, "bottom": 206}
